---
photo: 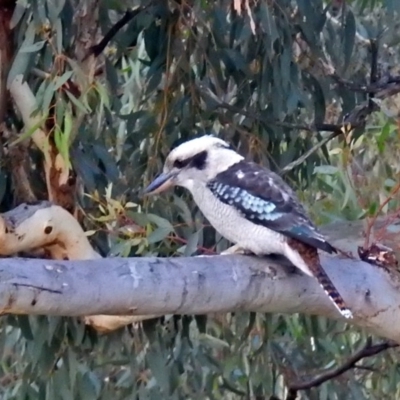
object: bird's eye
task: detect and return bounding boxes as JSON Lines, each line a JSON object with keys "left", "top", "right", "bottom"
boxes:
{"left": 173, "top": 159, "right": 188, "bottom": 169}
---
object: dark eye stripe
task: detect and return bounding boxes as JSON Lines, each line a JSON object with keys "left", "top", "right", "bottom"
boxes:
{"left": 173, "top": 158, "right": 190, "bottom": 168}
{"left": 173, "top": 151, "right": 208, "bottom": 170}
{"left": 191, "top": 151, "right": 207, "bottom": 170}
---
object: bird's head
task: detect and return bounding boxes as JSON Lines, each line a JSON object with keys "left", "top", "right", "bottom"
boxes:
{"left": 143, "top": 135, "right": 243, "bottom": 195}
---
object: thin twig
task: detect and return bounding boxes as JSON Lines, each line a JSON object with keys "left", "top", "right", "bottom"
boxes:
{"left": 369, "top": 39, "right": 379, "bottom": 97}
{"left": 82, "top": 6, "right": 146, "bottom": 61}
{"left": 281, "top": 102, "right": 375, "bottom": 174}
{"left": 197, "top": 83, "right": 339, "bottom": 133}
{"left": 200, "top": 75, "right": 400, "bottom": 175}
{"left": 281, "top": 130, "right": 340, "bottom": 174}
{"left": 285, "top": 338, "right": 398, "bottom": 400}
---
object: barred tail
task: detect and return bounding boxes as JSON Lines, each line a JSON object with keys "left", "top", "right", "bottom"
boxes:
{"left": 286, "top": 238, "right": 353, "bottom": 319}
{"left": 314, "top": 268, "right": 353, "bottom": 319}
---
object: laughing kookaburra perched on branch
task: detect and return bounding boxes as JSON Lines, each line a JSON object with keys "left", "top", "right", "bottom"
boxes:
{"left": 144, "top": 135, "right": 353, "bottom": 319}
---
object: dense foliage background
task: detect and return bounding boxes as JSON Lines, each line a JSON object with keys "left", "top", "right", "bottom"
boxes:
{"left": 0, "top": 0, "right": 400, "bottom": 398}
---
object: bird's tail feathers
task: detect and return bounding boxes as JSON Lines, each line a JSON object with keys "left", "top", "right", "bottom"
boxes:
{"left": 286, "top": 238, "right": 353, "bottom": 319}
{"left": 315, "top": 268, "right": 353, "bottom": 319}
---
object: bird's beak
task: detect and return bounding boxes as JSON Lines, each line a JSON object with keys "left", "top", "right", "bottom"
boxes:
{"left": 143, "top": 171, "right": 178, "bottom": 196}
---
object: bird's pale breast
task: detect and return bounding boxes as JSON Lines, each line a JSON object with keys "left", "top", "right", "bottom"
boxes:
{"left": 190, "top": 185, "right": 286, "bottom": 255}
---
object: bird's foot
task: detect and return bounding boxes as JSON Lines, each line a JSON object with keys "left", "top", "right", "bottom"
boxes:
{"left": 221, "top": 244, "right": 252, "bottom": 255}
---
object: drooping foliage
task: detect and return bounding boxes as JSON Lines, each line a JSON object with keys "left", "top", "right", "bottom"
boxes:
{"left": 0, "top": 0, "right": 400, "bottom": 398}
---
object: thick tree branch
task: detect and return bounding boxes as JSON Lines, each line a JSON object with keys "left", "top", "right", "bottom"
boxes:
{"left": 0, "top": 201, "right": 99, "bottom": 259}
{"left": 1, "top": 202, "right": 400, "bottom": 338}
{"left": 0, "top": 250, "right": 400, "bottom": 342}
{"left": 0, "top": 201, "right": 156, "bottom": 332}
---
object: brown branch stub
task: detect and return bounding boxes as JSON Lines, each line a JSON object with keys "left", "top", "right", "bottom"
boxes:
{"left": 285, "top": 338, "right": 398, "bottom": 400}
{"left": 48, "top": 149, "right": 77, "bottom": 214}
{"left": 358, "top": 243, "right": 399, "bottom": 274}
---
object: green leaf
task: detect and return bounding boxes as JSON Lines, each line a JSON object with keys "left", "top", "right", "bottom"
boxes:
{"left": 314, "top": 165, "right": 339, "bottom": 175}
{"left": 146, "top": 214, "right": 174, "bottom": 231}
{"left": 368, "top": 201, "right": 378, "bottom": 216}
{"left": 7, "top": 22, "right": 36, "bottom": 86}
{"left": 126, "top": 211, "right": 150, "bottom": 227}
{"left": 77, "top": 370, "right": 101, "bottom": 399}
{"left": 199, "top": 333, "right": 229, "bottom": 349}
{"left": 92, "top": 144, "right": 119, "bottom": 182}
{"left": 377, "top": 121, "right": 393, "bottom": 153}
{"left": 181, "top": 230, "right": 200, "bottom": 256}
{"left": 147, "top": 227, "right": 171, "bottom": 244}
{"left": 47, "top": 0, "right": 66, "bottom": 23}
{"left": 10, "top": 3, "right": 27, "bottom": 29}
{"left": 17, "top": 316, "right": 34, "bottom": 340}
{"left": 147, "top": 348, "right": 170, "bottom": 393}
{"left": 343, "top": 10, "right": 356, "bottom": 73}
{"left": 109, "top": 240, "right": 133, "bottom": 257}
{"left": 41, "top": 81, "right": 56, "bottom": 114}
{"left": 55, "top": 18, "right": 64, "bottom": 54}
{"left": 20, "top": 40, "right": 46, "bottom": 53}
{"left": 9, "top": 115, "right": 48, "bottom": 147}
{"left": 54, "top": 71, "right": 74, "bottom": 90}
{"left": 173, "top": 195, "right": 193, "bottom": 226}
{"left": 65, "top": 90, "right": 91, "bottom": 113}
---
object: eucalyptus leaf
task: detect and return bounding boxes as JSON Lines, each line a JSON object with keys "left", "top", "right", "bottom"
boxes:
{"left": 19, "top": 41, "right": 46, "bottom": 53}
{"left": 314, "top": 165, "right": 339, "bottom": 175}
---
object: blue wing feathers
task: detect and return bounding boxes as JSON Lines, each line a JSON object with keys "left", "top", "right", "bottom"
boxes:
{"left": 207, "top": 161, "right": 336, "bottom": 254}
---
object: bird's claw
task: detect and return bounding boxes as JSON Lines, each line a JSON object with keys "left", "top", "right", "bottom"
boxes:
{"left": 221, "top": 244, "right": 249, "bottom": 255}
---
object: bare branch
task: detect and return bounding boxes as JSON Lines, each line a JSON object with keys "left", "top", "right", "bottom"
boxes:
{"left": 0, "top": 201, "right": 157, "bottom": 332}
{"left": 0, "top": 201, "right": 99, "bottom": 259}
{"left": 285, "top": 338, "right": 398, "bottom": 400}
{"left": 0, "top": 249, "right": 399, "bottom": 342}
{"left": 1, "top": 202, "right": 400, "bottom": 339}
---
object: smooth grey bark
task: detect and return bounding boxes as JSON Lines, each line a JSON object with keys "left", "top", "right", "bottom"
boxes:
{"left": 0, "top": 254, "right": 399, "bottom": 342}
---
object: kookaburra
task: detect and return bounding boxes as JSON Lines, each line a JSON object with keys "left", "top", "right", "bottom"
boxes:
{"left": 144, "top": 135, "right": 352, "bottom": 319}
